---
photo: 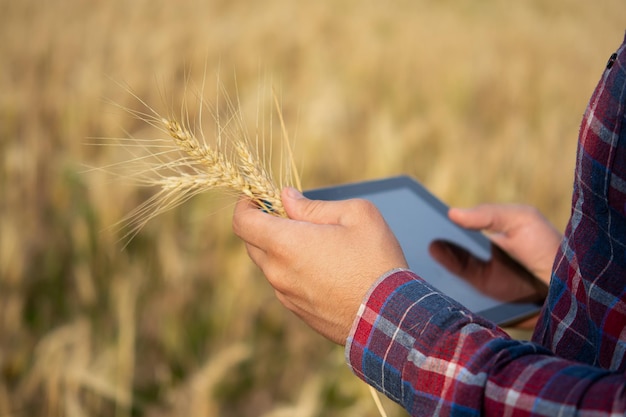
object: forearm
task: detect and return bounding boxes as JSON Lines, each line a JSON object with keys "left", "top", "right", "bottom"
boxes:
{"left": 346, "top": 270, "right": 626, "bottom": 416}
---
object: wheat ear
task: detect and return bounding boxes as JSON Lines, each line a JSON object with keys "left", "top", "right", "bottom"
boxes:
{"left": 163, "top": 117, "right": 286, "bottom": 216}
{"left": 93, "top": 82, "right": 297, "bottom": 244}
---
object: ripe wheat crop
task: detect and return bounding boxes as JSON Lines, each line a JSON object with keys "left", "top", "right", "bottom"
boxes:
{"left": 7, "top": 0, "right": 624, "bottom": 415}
{"left": 92, "top": 81, "right": 301, "bottom": 243}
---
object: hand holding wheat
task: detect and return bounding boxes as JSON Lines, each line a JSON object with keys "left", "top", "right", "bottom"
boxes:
{"left": 94, "top": 80, "right": 390, "bottom": 417}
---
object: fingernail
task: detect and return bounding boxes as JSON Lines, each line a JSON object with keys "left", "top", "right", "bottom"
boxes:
{"left": 284, "top": 187, "right": 302, "bottom": 199}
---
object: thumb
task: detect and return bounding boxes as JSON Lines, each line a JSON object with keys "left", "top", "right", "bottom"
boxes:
{"left": 449, "top": 204, "right": 510, "bottom": 234}
{"left": 281, "top": 187, "right": 343, "bottom": 225}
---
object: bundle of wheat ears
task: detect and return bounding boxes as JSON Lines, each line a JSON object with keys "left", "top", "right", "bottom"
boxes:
{"left": 94, "top": 81, "right": 302, "bottom": 243}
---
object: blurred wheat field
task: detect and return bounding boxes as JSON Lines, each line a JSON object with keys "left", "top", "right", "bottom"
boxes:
{"left": 1, "top": 0, "right": 624, "bottom": 416}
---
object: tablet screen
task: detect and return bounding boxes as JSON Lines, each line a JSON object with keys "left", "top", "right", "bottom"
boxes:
{"left": 305, "top": 176, "right": 546, "bottom": 326}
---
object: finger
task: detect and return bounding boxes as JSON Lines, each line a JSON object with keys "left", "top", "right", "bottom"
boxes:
{"left": 448, "top": 205, "right": 498, "bottom": 231}
{"left": 232, "top": 197, "right": 258, "bottom": 240}
{"left": 449, "top": 204, "right": 523, "bottom": 234}
{"left": 232, "top": 196, "right": 288, "bottom": 250}
{"left": 282, "top": 187, "right": 357, "bottom": 225}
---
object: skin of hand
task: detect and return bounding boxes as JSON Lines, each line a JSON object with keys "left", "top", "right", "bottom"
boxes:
{"left": 445, "top": 204, "right": 563, "bottom": 286}
{"left": 232, "top": 187, "right": 408, "bottom": 345}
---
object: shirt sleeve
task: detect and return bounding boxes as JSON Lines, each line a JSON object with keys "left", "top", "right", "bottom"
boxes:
{"left": 345, "top": 269, "right": 626, "bottom": 416}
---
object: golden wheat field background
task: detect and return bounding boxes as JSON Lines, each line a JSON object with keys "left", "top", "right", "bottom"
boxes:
{"left": 1, "top": 0, "right": 625, "bottom": 416}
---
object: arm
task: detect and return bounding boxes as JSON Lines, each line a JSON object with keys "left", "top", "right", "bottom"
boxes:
{"left": 348, "top": 269, "right": 626, "bottom": 416}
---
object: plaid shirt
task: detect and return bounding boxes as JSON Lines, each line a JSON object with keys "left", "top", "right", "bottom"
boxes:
{"left": 346, "top": 34, "right": 626, "bottom": 416}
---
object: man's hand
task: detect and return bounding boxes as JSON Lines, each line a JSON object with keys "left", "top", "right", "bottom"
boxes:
{"left": 445, "top": 204, "right": 562, "bottom": 286}
{"left": 429, "top": 204, "right": 562, "bottom": 328}
{"left": 232, "top": 187, "right": 408, "bottom": 345}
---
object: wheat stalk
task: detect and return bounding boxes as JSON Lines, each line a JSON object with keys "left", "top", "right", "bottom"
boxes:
{"left": 91, "top": 80, "right": 298, "bottom": 244}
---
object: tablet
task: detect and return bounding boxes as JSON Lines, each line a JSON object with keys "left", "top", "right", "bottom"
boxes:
{"left": 304, "top": 175, "right": 547, "bottom": 326}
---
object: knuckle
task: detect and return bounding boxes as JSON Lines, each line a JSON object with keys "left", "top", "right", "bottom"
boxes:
{"left": 231, "top": 200, "right": 248, "bottom": 237}
{"left": 345, "top": 198, "right": 383, "bottom": 224}
{"left": 517, "top": 204, "right": 542, "bottom": 220}
{"left": 231, "top": 216, "right": 243, "bottom": 238}
{"left": 526, "top": 205, "right": 542, "bottom": 217}
{"left": 232, "top": 217, "right": 251, "bottom": 241}
{"left": 348, "top": 198, "right": 379, "bottom": 217}
{"left": 231, "top": 215, "right": 242, "bottom": 237}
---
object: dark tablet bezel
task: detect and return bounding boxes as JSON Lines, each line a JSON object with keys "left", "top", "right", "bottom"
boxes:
{"left": 304, "top": 175, "right": 546, "bottom": 327}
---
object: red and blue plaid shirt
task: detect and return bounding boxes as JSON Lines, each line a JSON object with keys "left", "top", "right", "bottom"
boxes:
{"left": 346, "top": 34, "right": 626, "bottom": 416}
